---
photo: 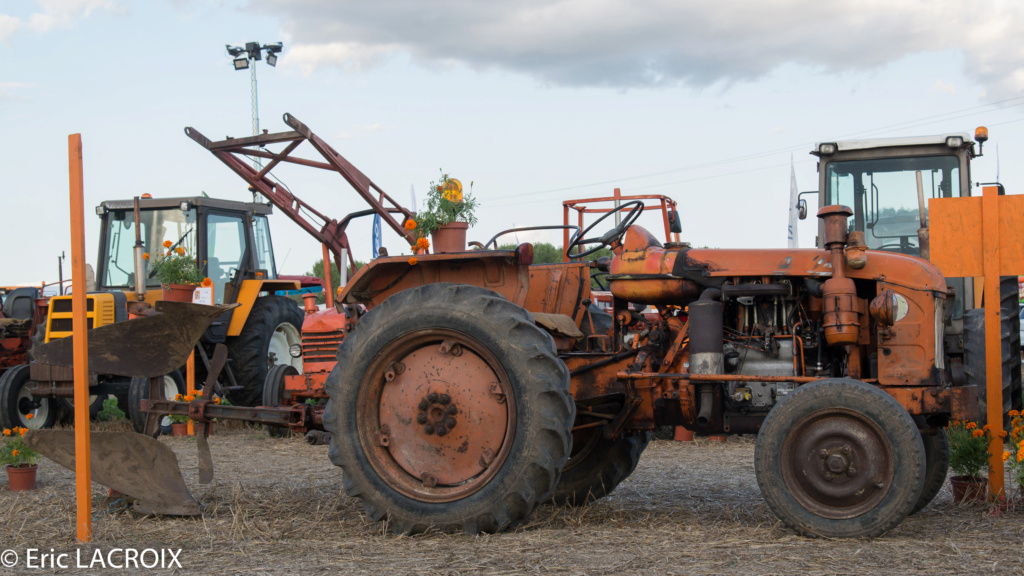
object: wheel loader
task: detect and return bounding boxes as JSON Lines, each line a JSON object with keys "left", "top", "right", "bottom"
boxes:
{"left": 0, "top": 194, "right": 304, "bottom": 431}
{"left": 25, "top": 113, "right": 978, "bottom": 540}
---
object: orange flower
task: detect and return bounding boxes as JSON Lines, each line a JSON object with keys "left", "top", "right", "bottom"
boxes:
{"left": 142, "top": 253, "right": 150, "bottom": 260}
{"left": 18, "top": 428, "right": 25, "bottom": 437}
{"left": 214, "top": 397, "right": 221, "bottom": 405}
{"left": 184, "top": 394, "right": 194, "bottom": 402}
{"left": 25, "top": 413, "right": 33, "bottom": 420}
{"left": 408, "top": 257, "right": 418, "bottom": 266}
{"left": 201, "top": 277, "right": 213, "bottom": 288}
{"left": 195, "top": 390, "right": 203, "bottom": 398}
{"left": 175, "top": 246, "right": 186, "bottom": 255}
{"left": 404, "top": 219, "right": 417, "bottom": 231}
{"left": 1004, "top": 450, "right": 1011, "bottom": 462}
{"left": 966, "top": 422, "right": 977, "bottom": 430}
{"left": 999, "top": 430, "right": 1008, "bottom": 439}
{"left": 983, "top": 424, "right": 990, "bottom": 431}
{"left": 972, "top": 429, "right": 984, "bottom": 438}
{"left": 11, "top": 450, "right": 18, "bottom": 458}
{"left": 416, "top": 237, "right": 430, "bottom": 250}
{"left": 1010, "top": 410, "right": 1021, "bottom": 417}
{"left": 2, "top": 429, "right": 10, "bottom": 436}
{"left": 175, "top": 393, "right": 183, "bottom": 401}
{"left": 1019, "top": 451, "right": 1024, "bottom": 463}
{"left": 163, "top": 240, "right": 173, "bottom": 248}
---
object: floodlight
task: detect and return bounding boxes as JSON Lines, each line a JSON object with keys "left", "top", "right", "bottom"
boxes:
{"left": 233, "top": 57, "right": 249, "bottom": 70}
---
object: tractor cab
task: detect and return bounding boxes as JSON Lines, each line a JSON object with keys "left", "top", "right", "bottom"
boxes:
{"left": 94, "top": 196, "right": 279, "bottom": 304}
{"left": 810, "top": 130, "right": 984, "bottom": 321}
{"left": 811, "top": 131, "right": 978, "bottom": 257}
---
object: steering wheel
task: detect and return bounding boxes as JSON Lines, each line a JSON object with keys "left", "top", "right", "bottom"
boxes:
{"left": 566, "top": 201, "right": 644, "bottom": 259}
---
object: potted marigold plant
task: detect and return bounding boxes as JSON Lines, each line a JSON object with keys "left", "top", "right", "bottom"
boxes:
{"left": 947, "top": 420, "right": 990, "bottom": 502}
{"left": 408, "top": 170, "right": 478, "bottom": 253}
{"left": 1005, "top": 410, "right": 1024, "bottom": 496}
{"left": 148, "top": 241, "right": 203, "bottom": 301}
{"left": 2, "top": 426, "right": 39, "bottom": 491}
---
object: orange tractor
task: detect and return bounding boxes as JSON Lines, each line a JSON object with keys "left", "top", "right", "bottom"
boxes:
{"left": 165, "top": 113, "right": 975, "bottom": 538}
{"left": 21, "top": 113, "right": 966, "bottom": 536}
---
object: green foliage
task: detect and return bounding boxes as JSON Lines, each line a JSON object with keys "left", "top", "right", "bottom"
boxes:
{"left": 413, "top": 170, "right": 478, "bottom": 237}
{"left": 98, "top": 397, "right": 126, "bottom": 421}
{"left": 149, "top": 243, "right": 204, "bottom": 286}
{"left": 302, "top": 260, "right": 366, "bottom": 306}
{"left": 947, "top": 420, "right": 991, "bottom": 478}
{"left": 1, "top": 427, "right": 38, "bottom": 466}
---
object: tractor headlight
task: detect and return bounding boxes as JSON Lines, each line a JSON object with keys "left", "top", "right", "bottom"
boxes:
{"left": 289, "top": 343, "right": 302, "bottom": 358}
{"left": 817, "top": 143, "right": 837, "bottom": 155}
{"left": 945, "top": 136, "right": 964, "bottom": 148}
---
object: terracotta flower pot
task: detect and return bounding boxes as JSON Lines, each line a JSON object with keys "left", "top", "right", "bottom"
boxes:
{"left": 673, "top": 426, "right": 694, "bottom": 442}
{"left": 171, "top": 422, "right": 189, "bottom": 437}
{"left": 431, "top": 222, "right": 469, "bottom": 253}
{"left": 6, "top": 463, "right": 38, "bottom": 491}
{"left": 949, "top": 475, "right": 987, "bottom": 503}
{"left": 161, "top": 283, "right": 196, "bottom": 303}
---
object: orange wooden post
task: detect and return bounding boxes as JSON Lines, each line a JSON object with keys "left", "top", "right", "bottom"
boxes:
{"left": 981, "top": 187, "right": 1004, "bottom": 496}
{"left": 68, "top": 133, "right": 92, "bottom": 542}
{"left": 930, "top": 186, "right": 1024, "bottom": 499}
{"left": 186, "top": 350, "right": 195, "bottom": 436}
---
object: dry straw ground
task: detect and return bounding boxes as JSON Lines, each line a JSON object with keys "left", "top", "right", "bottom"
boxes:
{"left": 2, "top": 422, "right": 1022, "bottom": 575}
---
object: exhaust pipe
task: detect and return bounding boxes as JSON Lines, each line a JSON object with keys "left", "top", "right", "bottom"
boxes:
{"left": 690, "top": 288, "right": 723, "bottom": 427}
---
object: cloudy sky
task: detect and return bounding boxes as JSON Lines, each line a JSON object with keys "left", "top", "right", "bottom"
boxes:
{"left": 2, "top": 0, "right": 1023, "bottom": 287}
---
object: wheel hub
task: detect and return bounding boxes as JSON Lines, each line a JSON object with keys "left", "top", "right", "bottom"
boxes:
{"left": 370, "top": 332, "right": 513, "bottom": 501}
{"left": 782, "top": 409, "right": 893, "bottom": 519}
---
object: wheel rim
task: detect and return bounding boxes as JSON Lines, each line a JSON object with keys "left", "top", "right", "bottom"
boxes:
{"left": 358, "top": 329, "right": 516, "bottom": 503}
{"left": 267, "top": 322, "right": 302, "bottom": 373}
{"left": 16, "top": 381, "right": 49, "bottom": 428}
{"left": 781, "top": 408, "right": 894, "bottom": 519}
{"left": 160, "top": 375, "right": 178, "bottom": 428}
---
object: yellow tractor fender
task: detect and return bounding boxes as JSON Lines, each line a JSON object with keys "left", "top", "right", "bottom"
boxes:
{"left": 226, "top": 279, "right": 300, "bottom": 337}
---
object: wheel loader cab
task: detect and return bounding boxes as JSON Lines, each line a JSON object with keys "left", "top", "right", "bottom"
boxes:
{"left": 94, "top": 196, "right": 280, "bottom": 306}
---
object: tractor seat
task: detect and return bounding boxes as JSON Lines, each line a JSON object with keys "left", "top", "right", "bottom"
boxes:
{"left": 2, "top": 287, "right": 38, "bottom": 321}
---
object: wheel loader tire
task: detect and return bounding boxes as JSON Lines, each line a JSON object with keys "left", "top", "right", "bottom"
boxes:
{"left": 963, "top": 277, "right": 1023, "bottom": 429}
{"left": 0, "top": 364, "right": 60, "bottom": 429}
{"left": 551, "top": 430, "right": 649, "bottom": 506}
{"left": 911, "top": 429, "right": 949, "bottom": 515}
{"left": 323, "top": 283, "right": 575, "bottom": 534}
{"left": 225, "top": 296, "right": 303, "bottom": 407}
{"left": 128, "top": 371, "right": 185, "bottom": 434}
{"left": 58, "top": 394, "right": 103, "bottom": 425}
{"left": 263, "top": 364, "right": 298, "bottom": 437}
{"left": 754, "top": 378, "right": 926, "bottom": 538}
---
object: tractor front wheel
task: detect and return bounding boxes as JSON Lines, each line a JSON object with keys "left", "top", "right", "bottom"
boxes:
{"left": 911, "top": 429, "right": 949, "bottom": 514}
{"left": 754, "top": 378, "right": 925, "bottom": 538}
{"left": 263, "top": 364, "right": 298, "bottom": 437}
{"left": 127, "top": 371, "right": 185, "bottom": 434}
{"left": 0, "top": 364, "right": 59, "bottom": 429}
{"left": 323, "top": 283, "right": 574, "bottom": 534}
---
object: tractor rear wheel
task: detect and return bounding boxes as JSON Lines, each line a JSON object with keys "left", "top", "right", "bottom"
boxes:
{"left": 225, "top": 296, "right": 303, "bottom": 406}
{"left": 127, "top": 371, "right": 185, "bottom": 434}
{"left": 0, "top": 364, "right": 59, "bottom": 429}
{"left": 754, "top": 378, "right": 926, "bottom": 538}
{"left": 551, "top": 428, "right": 649, "bottom": 506}
{"left": 323, "top": 283, "right": 574, "bottom": 534}
{"left": 911, "top": 429, "right": 949, "bottom": 514}
{"left": 963, "top": 277, "right": 1023, "bottom": 428}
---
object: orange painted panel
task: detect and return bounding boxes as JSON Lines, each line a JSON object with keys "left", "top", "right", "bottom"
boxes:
{"left": 930, "top": 194, "right": 1024, "bottom": 277}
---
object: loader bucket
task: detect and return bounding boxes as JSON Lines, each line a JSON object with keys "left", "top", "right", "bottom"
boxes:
{"left": 23, "top": 429, "right": 201, "bottom": 516}
{"left": 30, "top": 301, "right": 233, "bottom": 378}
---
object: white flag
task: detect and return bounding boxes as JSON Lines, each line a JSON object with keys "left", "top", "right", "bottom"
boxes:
{"left": 410, "top": 184, "right": 417, "bottom": 213}
{"left": 787, "top": 155, "right": 800, "bottom": 248}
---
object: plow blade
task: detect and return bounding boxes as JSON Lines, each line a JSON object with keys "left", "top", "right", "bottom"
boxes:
{"left": 23, "top": 430, "right": 201, "bottom": 516}
{"left": 30, "top": 301, "right": 232, "bottom": 378}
